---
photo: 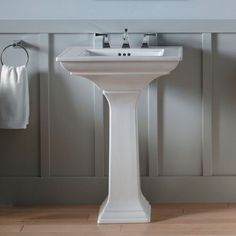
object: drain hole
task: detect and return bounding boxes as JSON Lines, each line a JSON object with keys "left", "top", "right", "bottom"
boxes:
{"left": 118, "top": 53, "right": 122, "bottom": 56}
{"left": 127, "top": 53, "right": 131, "bottom": 56}
{"left": 123, "top": 53, "right": 126, "bottom": 56}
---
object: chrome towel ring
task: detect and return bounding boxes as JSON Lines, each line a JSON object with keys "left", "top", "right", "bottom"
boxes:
{"left": 0, "top": 40, "right": 29, "bottom": 67}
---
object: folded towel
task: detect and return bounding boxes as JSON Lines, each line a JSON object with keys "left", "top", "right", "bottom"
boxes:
{"left": 0, "top": 65, "right": 29, "bottom": 129}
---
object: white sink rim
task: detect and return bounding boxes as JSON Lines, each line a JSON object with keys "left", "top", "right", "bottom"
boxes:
{"left": 56, "top": 46, "right": 183, "bottom": 62}
{"left": 87, "top": 48, "right": 165, "bottom": 57}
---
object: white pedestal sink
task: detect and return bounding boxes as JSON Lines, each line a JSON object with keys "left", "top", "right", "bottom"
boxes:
{"left": 56, "top": 47, "right": 183, "bottom": 224}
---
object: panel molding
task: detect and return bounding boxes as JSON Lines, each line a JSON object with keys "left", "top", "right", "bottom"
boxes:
{"left": 157, "top": 80, "right": 164, "bottom": 176}
{"left": 2, "top": 20, "right": 236, "bottom": 33}
{"left": 39, "top": 33, "right": 51, "bottom": 177}
{"left": 94, "top": 86, "right": 105, "bottom": 177}
{"left": 148, "top": 80, "right": 158, "bottom": 177}
{"left": 202, "top": 33, "right": 213, "bottom": 176}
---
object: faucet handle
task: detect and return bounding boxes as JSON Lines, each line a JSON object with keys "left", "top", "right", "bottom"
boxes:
{"left": 141, "top": 33, "right": 158, "bottom": 48}
{"left": 103, "top": 35, "right": 110, "bottom": 48}
{"left": 94, "top": 33, "right": 110, "bottom": 48}
{"left": 122, "top": 28, "right": 128, "bottom": 40}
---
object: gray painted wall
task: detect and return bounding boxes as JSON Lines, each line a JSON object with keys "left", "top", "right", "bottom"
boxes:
{"left": 1, "top": 0, "right": 236, "bottom": 20}
{"left": 1, "top": 20, "right": 236, "bottom": 204}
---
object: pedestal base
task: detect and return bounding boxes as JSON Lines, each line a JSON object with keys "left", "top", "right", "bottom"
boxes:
{"left": 98, "top": 90, "right": 151, "bottom": 224}
{"left": 98, "top": 196, "right": 151, "bottom": 224}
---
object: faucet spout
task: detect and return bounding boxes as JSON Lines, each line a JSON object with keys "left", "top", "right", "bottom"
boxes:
{"left": 122, "top": 28, "right": 130, "bottom": 48}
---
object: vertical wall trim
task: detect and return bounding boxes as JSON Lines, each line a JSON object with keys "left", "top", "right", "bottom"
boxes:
{"left": 157, "top": 80, "right": 164, "bottom": 176}
{"left": 148, "top": 80, "right": 159, "bottom": 176}
{"left": 94, "top": 86, "right": 105, "bottom": 177}
{"left": 39, "top": 33, "right": 51, "bottom": 177}
{"left": 202, "top": 33, "right": 213, "bottom": 176}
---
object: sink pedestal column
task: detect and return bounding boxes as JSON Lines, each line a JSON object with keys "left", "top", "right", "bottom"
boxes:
{"left": 98, "top": 90, "right": 151, "bottom": 224}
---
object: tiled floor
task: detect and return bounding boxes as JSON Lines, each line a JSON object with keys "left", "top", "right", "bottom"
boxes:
{"left": 1, "top": 203, "right": 236, "bottom": 235}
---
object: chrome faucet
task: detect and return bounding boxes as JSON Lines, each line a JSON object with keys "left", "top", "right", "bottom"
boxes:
{"left": 122, "top": 28, "right": 130, "bottom": 48}
{"left": 141, "top": 33, "right": 158, "bottom": 48}
{"left": 94, "top": 33, "right": 110, "bottom": 48}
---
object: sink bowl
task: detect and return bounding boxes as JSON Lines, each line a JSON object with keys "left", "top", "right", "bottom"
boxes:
{"left": 83, "top": 48, "right": 165, "bottom": 57}
{"left": 57, "top": 46, "right": 183, "bottom": 224}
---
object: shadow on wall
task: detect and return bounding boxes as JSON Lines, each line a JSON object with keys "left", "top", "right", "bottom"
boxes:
{"left": 156, "top": 41, "right": 202, "bottom": 176}
{"left": 50, "top": 71, "right": 95, "bottom": 177}
{"left": 212, "top": 46, "right": 236, "bottom": 175}
{"left": 0, "top": 69, "right": 40, "bottom": 177}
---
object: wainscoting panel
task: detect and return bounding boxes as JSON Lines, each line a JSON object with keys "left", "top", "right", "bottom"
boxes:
{"left": 158, "top": 34, "right": 203, "bottom": 176}
{"left": 49, "top": 34, "right": 96, "bottom": 177}
{"left": 0, "top": 34, "right": 40, "bottom": 177}
{"left": 213, "top": 34, "right": 236, "bottom": 175}
{"left": 0, "top": 21, "right": 236, "bottom": 203}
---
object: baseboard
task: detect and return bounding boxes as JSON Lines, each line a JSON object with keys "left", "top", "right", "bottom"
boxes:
{"left": 1, "top": 176, "right": 236, "bottom": 204}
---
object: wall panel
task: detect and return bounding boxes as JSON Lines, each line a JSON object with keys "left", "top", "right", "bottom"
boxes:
{"left": 158, "top": 34, "right": 203, "bottom": 176}
{"left": 213, "top": 34, "right": 236, "bottom": 175}
{"left": 50, "top": 34, "right": 96, "bottom": 177}
{"left": 0, "top": 34, "right": 40, "bottom": 177}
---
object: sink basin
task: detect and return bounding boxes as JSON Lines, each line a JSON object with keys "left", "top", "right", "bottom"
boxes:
{"left": 83, "top": 48, "right": 165, "bottom": 57}
{"left": 56, "top": 46, "right": 183, "bottom": 224}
